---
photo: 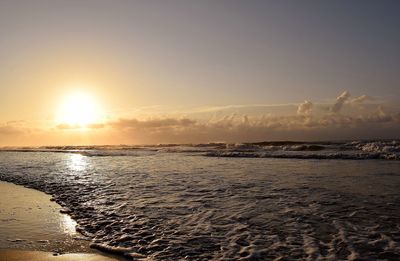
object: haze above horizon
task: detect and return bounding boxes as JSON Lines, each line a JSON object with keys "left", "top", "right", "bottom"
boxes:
{"left": 1, "top": 0, "right": 399, "bottom": 146}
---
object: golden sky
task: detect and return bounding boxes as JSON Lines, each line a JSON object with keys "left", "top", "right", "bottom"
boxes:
{"left": 1, "top": 1, "right": 399, "bottom": 146}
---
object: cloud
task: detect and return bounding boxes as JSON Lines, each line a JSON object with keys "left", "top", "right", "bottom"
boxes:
{"left": 2, "top": 91, "right": 399, "bottom": 146}
{"left": 364, "top": 106, "right": 400, "bottom": 123}
{"left": 350, "top": 94, "right": 374, "bottom": 104}
{"left": 56, "top": 123, "right": 80, "bottom": 130}
{"left": 192, "top": 103, "right": 298, "bottom": 113}
{"left": 0, "top": 121, "right": 36, "bottom": 146}
{"left": 0, "top": 121, "right": 28, "bottom": 135}
{"left": 56, "top": 123, "right": 106, "bottom": 130}
{"left": 110, "top": 118, "right": 196, "bottom": 130}
{"left": 330, "top": 90, "right": 351, "bottom": 113}
{"left": 0, "top": 125, "right": 23, "bottom": 135}
{"left": 88, "top": 123, "right": 106, "bottom": 129}
{"left": 100, "top": 106, "right": 400, "bottom": 143}
{"left": 297, "top": 100, "right": 313, "bottom": 115}
{"left": 82, "top": 92, "right": 400, "bottom": 143}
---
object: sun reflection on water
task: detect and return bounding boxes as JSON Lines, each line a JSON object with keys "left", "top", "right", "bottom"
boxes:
{"left": 61, "top": 213, "right": 77, "bottom": 235}
{"left": 68, "top": 153, "right": 87, "bottom": 171}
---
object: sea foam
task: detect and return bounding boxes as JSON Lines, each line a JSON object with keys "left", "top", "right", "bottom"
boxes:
{"left": 0, "top": 146, "right": 399, "bottom": 260}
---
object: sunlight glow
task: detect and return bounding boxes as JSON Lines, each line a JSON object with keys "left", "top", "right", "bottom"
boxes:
{"left": 60, "top": 213, "right": 77, "bottom": 235}
{"left": 57, "top": 90, "right": 101, "bottom": 127}
{"left": 68, "top": 153, "right": 87, "bottom": 171}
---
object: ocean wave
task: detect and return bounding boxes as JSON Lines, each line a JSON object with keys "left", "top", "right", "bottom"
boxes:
{"left": 1, "top": 140, "right": 399, "bottom": 160}
{"left": 1, "top": 151, "right": 399, "bottom": 259}
{"left": 204, "top": 151, "right": 400, "bottom": 160}
{"left": 203, "top": 140, "right": 400, "bottom": 160}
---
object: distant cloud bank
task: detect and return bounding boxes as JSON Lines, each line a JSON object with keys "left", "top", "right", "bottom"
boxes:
{"left": 1, "top": 91, "right": 399, "bottom": 146}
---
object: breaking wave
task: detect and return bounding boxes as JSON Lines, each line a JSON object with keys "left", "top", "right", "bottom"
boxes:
{"left": 1, "top": 140, "right": 399, "bottom": 160}
{"left": 1, "top": 143, "right": 400, "bottom": 259}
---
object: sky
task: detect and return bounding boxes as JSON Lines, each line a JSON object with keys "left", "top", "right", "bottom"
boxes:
{"left": 0, "top": 0, "right": 399, "bottom": 146}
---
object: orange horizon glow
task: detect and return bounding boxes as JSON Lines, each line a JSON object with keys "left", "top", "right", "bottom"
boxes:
{"left": 1, "top": 1, "right": 400, "bottom": 146}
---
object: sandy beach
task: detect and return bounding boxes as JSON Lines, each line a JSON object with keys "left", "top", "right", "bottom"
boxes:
{"left": 0, "top": 181, "right": 123, "bottom": 261}
{"left": 0, "top": 250, "right": 123, "bottom": 261}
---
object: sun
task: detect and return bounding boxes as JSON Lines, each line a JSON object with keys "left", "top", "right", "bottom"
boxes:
{"left": 56, "top": 91, "right": 101, "bottom": 127}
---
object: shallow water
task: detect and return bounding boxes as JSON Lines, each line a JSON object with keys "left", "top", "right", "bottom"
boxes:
{"left": 0, "top": 149, "right": 400, "bottom": 260}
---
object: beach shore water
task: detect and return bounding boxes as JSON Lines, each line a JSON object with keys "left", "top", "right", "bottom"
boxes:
{"left": 1, "top": 149, "right": 400, "bottom": 259}
{"left": 0, "top": 182, "right": 123, "bottom": 261}
{"left": 0, "top": 250, "right": 122, "bottom": 261}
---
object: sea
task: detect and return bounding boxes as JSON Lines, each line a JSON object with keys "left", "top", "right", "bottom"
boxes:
{"left": 0, "top": 140, "right": 400, "bottom": 260}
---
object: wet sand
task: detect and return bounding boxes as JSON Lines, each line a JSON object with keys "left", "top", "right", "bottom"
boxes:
{"left": 0, "top": 182, "right": 123, "bottom": 261}
{"left": 0, "top": 250, "right": 122, "bottom": 261}
{"left": 0, "top": 181, "right": 86, "bottom": 252}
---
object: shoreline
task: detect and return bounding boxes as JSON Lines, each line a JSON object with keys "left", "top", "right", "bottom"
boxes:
{"left": 0, "top": 250, "right": 126, "bottom": 261}
{"left": 0, "top": 181, "right": 126, "bottom": 261}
